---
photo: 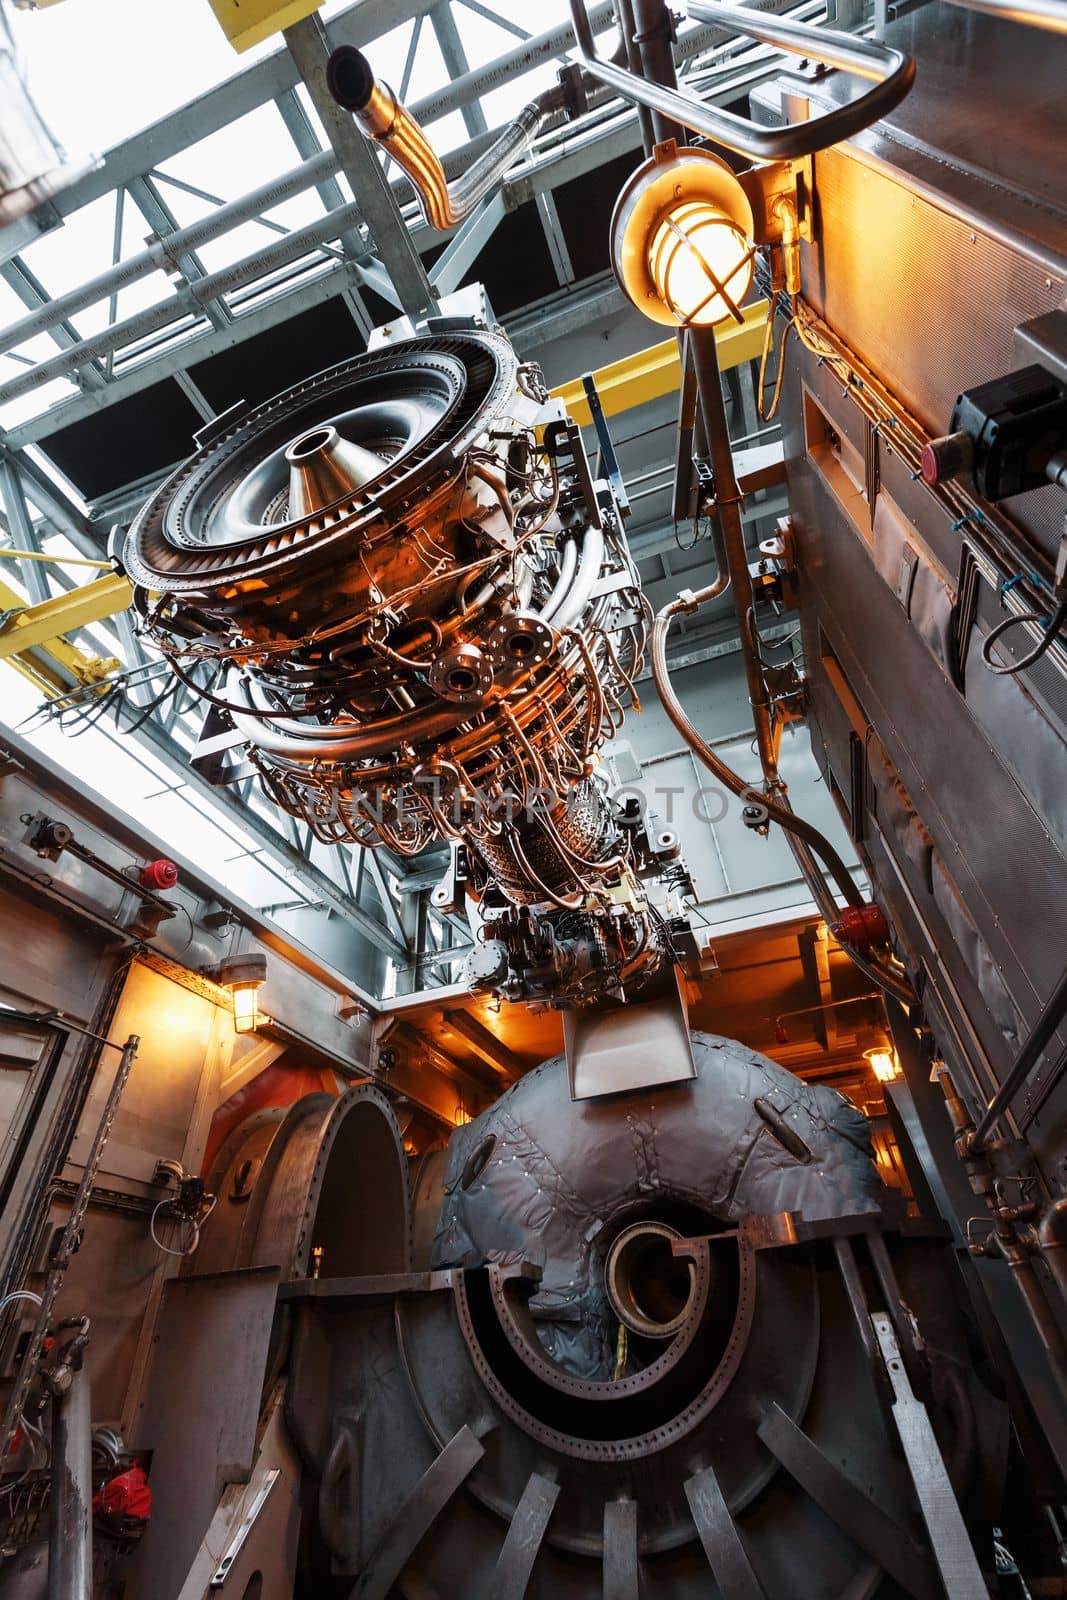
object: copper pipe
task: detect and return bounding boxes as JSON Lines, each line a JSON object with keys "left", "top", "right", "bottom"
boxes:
{"left": 688, "top": 325, "right": 779, "bottom": 784}
{"left": 1039, "top": 1197, "right": 1067, "bottom": 1308}
{"left": 327, "top": 46, "right": 551, "bottom": 231}
{"left": 651, "top": 596, "right": 915, "bottom": 1006}
{"left": 651, "top": 596, "right": 859, "bottom": 906}
{"left": 655, "top": 318, "right": 914, "bottom": 1007}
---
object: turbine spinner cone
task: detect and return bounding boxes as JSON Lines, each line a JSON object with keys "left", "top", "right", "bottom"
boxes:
{"left": 285, "top": 424, "right": 384, "bottom": 516}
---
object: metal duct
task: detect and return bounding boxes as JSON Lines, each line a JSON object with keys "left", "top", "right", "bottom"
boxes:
{"left": 428, "top": 1033, "right": 884, "bottom": 1376}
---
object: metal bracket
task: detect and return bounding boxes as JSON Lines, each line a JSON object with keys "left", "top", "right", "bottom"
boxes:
{"left": 190, "top": 705, "right": 257, "bottom": 787}
{"left": 581, "top": 371, "right": 629, "bottom": 514}
{"left": 209, "top": 1468, "right": 280, "bottom": 1587}
{"left": 430, "top": 841, "right": 468, "bottom": 917}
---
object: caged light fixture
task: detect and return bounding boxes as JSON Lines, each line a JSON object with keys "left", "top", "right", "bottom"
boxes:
{"left": 217, "top": 953, "right": 268, "bottom": 1036}
{"left": 858, "top": 1025, "right": 901, "bottom": 1084}
{"left": 609, "top": 141, "right": 757, "bottom": 328}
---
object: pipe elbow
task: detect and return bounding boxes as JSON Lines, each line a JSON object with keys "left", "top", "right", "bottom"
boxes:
{"left": 326, "top": 44, "right": 544, "bottom": 233}
{"left": 1039, "top": 1196, "right": 1067, "bottom": 1251}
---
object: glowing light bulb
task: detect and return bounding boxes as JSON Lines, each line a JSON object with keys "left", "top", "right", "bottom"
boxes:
{"left": 231, "top": 984, "right": 260, "bottom": 1034}
{"left": 216, "top": 953, "right": 268, "bottom": 1036}
{"left": 865, "top": 1049, "right": 900, "bottom": 1084}
{"left": 610, "top": 142, "right": 756, "bottom": 330}
{"left": 647, "top": 202, "right": 754, "bottom": 327}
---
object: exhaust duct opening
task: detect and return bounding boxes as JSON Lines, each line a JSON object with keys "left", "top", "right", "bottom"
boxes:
{"left": 605, "top": 1221, "right": 698, "bottom": 1340}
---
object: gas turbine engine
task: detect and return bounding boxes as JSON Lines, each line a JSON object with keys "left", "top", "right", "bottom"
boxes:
{"left": 124, "top": 326, "right": 686, "bottom": 1008}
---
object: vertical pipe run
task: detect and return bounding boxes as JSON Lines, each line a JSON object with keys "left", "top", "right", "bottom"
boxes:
{"left": 48, "top": 1364, "right": 93, "bottom": 1600}
{"left": 612, "top": 0, "right": 913, "bottom": 1005}
{"left": 630, "top": 0, "right": 684, "bottom": 147}
{"left": 616, "top": 0, "right": 655, "bottom": 156}
{"left": 1000, "top": 1241, "right": 1067, "bottom": 1407}
{"left": 654, "top": 261, "right": 916, "bottom": 1004}
{"left": 1039, "top": 1198, "right": 1067, "bottom": 1309}
{"left": 688, "top": 324, "right": 780, "bottom": 784}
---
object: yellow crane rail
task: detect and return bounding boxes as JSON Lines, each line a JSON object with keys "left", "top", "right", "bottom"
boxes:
{"left": 549, "top": 298, "right": 768, "bottom": 427}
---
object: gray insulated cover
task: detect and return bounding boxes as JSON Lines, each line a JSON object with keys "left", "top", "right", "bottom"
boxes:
{"left": 432, "top": 1032, "right": 884, "bottom": 1376}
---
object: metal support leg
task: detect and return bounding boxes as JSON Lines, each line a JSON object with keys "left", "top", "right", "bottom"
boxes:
{"left": 871, "top": 1312, "right": 988, "bottom": 1599}
{"left": 48, "top": 1361, "right": 93, "bottom": 1600}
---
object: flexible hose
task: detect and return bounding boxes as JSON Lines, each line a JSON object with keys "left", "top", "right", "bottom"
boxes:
{"left": 548, "top": 525, "right": 605, "bottom": 630}
{"left": 651, "top": 601, "right": 860, "bottom": 903}
{"left": 651, "top": 596, "right": 915, "bottom": 1006}
{"left": 540, "top": 535, "right": 579, "bottom": 624}
{"left": 980, "top": 598, "right": 1067, "bottom": 676}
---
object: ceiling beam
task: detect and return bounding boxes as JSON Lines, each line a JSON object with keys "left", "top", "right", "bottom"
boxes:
{"left": 441, "top": 1008, "right": 516, "bottom": 1081}
{"left": 0, "top": 0, "right": 445, "bottom": 265}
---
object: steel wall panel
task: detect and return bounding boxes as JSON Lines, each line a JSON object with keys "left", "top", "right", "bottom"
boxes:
{"left": 783, "top": 345, "right": 1067, "bottom": 1108}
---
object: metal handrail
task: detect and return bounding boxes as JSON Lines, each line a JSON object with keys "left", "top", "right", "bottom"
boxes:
{"left": 568, "top": 0, "right": 915, "bottom": 160}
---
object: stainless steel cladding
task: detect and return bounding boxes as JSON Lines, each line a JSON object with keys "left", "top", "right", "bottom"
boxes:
{"left": 769, "top": 2, "right": 1067, "bottom": 1484}
{"left": 123, "top": 330, "right": 679, "bottom": 1007}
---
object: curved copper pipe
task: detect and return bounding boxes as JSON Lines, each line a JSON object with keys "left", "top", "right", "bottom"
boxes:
{"left": 327, "top": 46, "right": 551, "bottom": 231}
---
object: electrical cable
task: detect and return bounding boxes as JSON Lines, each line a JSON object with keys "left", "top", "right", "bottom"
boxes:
{"left": 757, "top": 306, "right": 795, "bottom": 423}
{"left": 149, "top": 1193, "right": 217, "bottom": 1258}
{"left": 0, "top": 1291, "right": 47, "bottom": 1497}
{"left": 0, "top": 1290, "right": 43, "bottom": 1315}
{"left": 980, "top": 598, "right": 1067, "bottom": 676}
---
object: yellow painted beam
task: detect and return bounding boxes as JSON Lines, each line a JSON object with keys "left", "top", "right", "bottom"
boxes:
{"left": 0, "top": 549, "right": 112, "bottom": 570}
{"left": 0, "top": 571, "right": 132, "bottom": 660}
{"left": 550, "top": 298, "right": 769, "bottom": 428}
{"left": 0, "top": 572, "right": 129, "bottom": 697}
{"left": 207, "top": 0, "right": 323, "bottom": 52}
{"left": 4, "top": 640, "right": 120, "bottom": 698}
{"left": 6, "top": 652, "right": 76, "bottom": 700}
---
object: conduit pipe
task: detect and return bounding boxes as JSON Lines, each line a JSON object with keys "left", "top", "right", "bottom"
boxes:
{"left": 569, "top": 0, "right": 915, "bottom": 161}
{"left": 651, "top": 303, "right": 913, "bottom": 1009}
{"left": 1039, "top": 1197, "right": 1067, "bottom": 1309}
